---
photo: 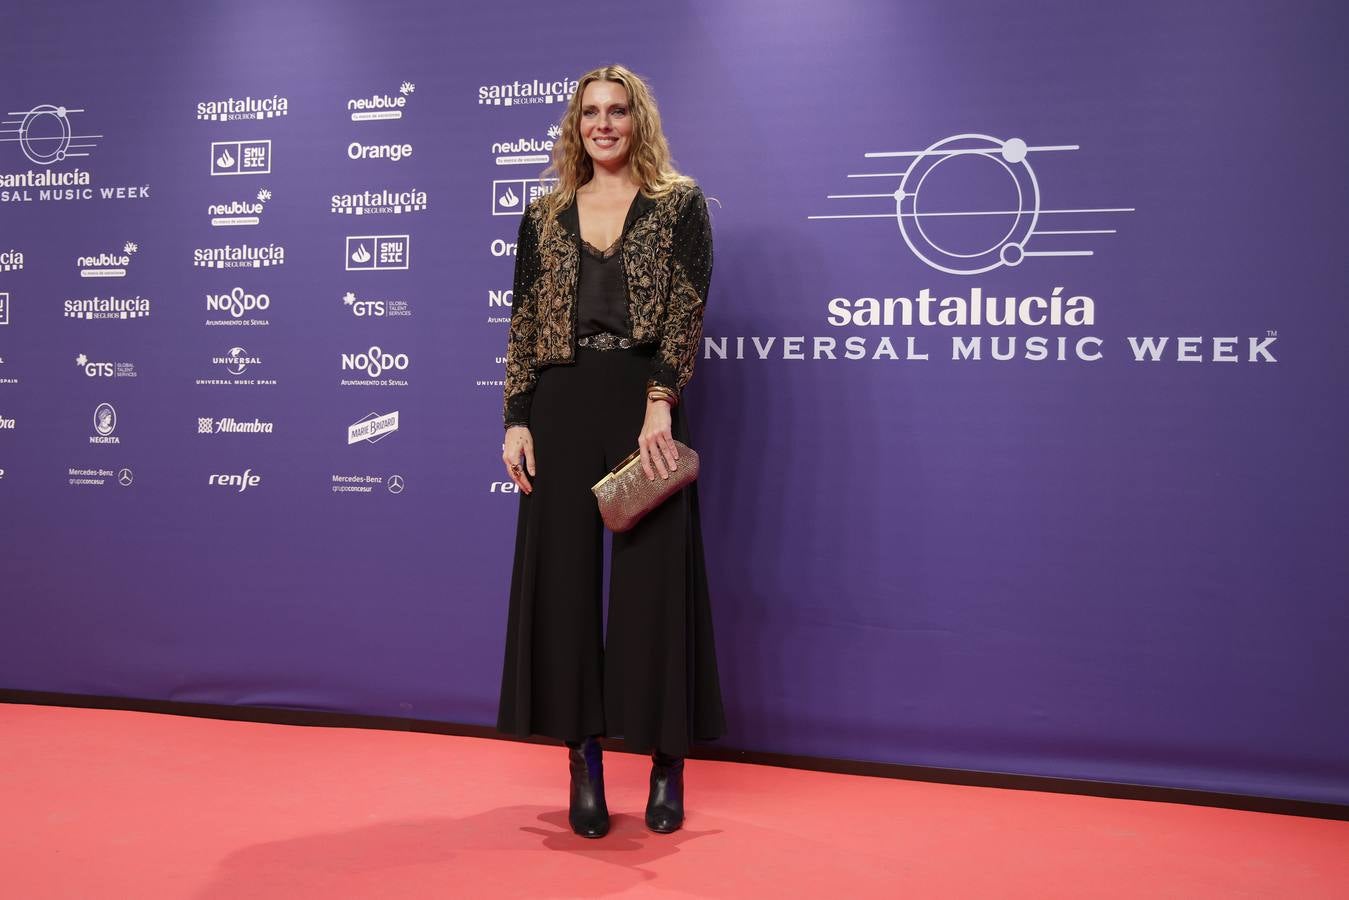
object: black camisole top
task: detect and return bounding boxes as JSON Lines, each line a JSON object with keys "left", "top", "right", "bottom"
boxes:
{"left": 575, "top": 234, "right": 631, "bottom": 338}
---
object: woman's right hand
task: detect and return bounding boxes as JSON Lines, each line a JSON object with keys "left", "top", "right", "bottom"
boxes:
{"left": 502, "top": 426, "right": 536, "bottom": 494}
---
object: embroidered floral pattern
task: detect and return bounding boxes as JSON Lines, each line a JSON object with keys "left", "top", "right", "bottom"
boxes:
{"left": 504, "top": 183, "right": 713, "bottom": 427}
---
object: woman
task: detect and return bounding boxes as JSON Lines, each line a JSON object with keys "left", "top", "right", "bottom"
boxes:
{"left": 496, "top": 64, "right": 726, "bottom": 839}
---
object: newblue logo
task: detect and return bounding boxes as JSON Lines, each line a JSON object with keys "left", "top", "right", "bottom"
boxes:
{"left": 349, "top": 82, "right": 415, "bottom": 122}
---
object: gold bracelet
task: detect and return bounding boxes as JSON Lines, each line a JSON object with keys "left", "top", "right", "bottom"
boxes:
{"left": 646, "top": 386, "right": 678, "bottom": 407}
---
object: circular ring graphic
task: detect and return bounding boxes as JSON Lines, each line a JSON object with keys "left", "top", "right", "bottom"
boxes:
{"left": 895, "top": 134, "right": 1040, "bottom": 275}
{"left": 19, "top": 105, "right": 73, "bottom": 165}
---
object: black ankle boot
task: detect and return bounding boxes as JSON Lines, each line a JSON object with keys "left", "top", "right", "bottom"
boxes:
{"left": 645, "top": 750, "right": 685, "bottom": 833}
{"left": 566, "top": 736, "right": 610, "bottom": 838}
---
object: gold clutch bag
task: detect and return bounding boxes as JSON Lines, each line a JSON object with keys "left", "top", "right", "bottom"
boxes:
{"left": 590, "top": 441, "right": 699, "bottom": 532}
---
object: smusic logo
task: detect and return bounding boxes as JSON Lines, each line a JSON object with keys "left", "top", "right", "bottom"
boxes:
{"left": 211, "top": 140, "right": 271, "bottom": 176}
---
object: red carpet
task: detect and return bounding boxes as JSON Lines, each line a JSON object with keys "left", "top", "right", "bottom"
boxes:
{"left": 2, "top": 703, "right": 1345, "bottom": 898}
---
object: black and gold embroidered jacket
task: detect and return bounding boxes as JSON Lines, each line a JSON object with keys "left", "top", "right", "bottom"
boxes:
{"left": 503, "top": 182, "right": 713, "bottom": 428}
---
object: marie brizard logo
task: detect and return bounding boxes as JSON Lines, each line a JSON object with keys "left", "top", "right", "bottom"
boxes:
{"left": 810, "top": 133, "right": 1134, "bottom": 275}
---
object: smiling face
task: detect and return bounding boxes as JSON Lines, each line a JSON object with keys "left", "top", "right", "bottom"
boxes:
{"left": 578, "top": 80, "right": 633, "bottom": 170}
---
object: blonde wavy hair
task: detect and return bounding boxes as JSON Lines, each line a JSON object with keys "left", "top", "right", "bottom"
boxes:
{"left": 539, "top": 64, "right": 692, "bottom": 217}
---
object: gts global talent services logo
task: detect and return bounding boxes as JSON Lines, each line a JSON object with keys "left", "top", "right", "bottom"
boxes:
{"left": 196, "top": 93, "right": 289, "bottom": 122}
{"left": 75, "top": 352, "right": 137, "bottom": 378}
{"left": 349, "top": 81, "right": 415, "bottom": 122}
{"left": 77, "top": 241, "right": 137, "bottom": 278}
{"left": 210, "top": 188, "right": 271, "bottom": 226}
{"left": 330, "top": 187, "right": 427, "bottom": 216}
{"left": 478, "top": 75, "right": 578, "bottom": 107}
{"left": 0, "top": 249, "right": 22, "bottom": 272}
{"left": 342, "top": 291, "right": 411, "bottom": 318}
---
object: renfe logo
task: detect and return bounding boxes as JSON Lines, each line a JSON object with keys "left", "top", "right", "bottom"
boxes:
{"left": 209, "top": 468, "right": 261, "bottom": 492}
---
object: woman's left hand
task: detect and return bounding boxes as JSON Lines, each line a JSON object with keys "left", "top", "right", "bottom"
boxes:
{"left": 638, "top": 398, "right": 679, "bottom": 481}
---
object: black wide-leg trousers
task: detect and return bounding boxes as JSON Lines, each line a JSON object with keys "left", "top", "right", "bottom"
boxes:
{"left": 496, "top": 346, "right": 727, "bottom": 758}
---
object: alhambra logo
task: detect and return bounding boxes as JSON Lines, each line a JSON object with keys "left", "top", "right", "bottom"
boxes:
{"left": 196, "top": 94, "right": 289, "bottom": 122}
{"left": 477, "top": 76, "right": 578, "bottom": 107}
{"left": 209, "top": 188, "right": 271, "bottom": 226}
{"left": 77, "top": 242, "right": 137, "bottom": 278}
{"left": 330, "top": 187, "right": 428, "bottom": 216}
{"left": 349, "top": 82, "right": 415, "bottom": 122}
{"left": 810, "top": 133, "right": 1133, "bottom": 275}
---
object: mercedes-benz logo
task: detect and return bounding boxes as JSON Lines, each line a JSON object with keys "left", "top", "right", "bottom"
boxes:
{"left": 386, "top": 474, "right": 404, "bottom": 494}
{"left": 118, "top": 468, "right": 134, "bottom": 487}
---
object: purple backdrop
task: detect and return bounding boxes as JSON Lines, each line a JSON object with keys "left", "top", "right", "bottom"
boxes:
{"left": 1, "top": 0, "right": 1346, "bottom": 804}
